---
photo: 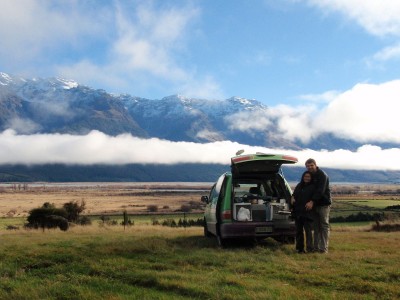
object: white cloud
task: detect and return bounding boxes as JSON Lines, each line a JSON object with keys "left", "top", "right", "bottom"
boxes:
{"left": 307, "top": 0, "right": 400, "bottom": 36}
{"left": 298, "top": 90, "right": 341, "bottom": 103}
{"left": 315, "top": 80, "right": 400, "bottom": 143}
{"left": 6, "top": 118, "right": 41, "bottom": 134}
{"left": 371, "top": 43, "right": 400, "bottom": 62}
{"left": 225, "top": 80, "right": 400, "bottom": 145}
{"left": 366, "top": 43, "right": 400, "bottom": 67}
{"left": 0, "top": 1, "right": 108, "bottom": 66}
{"left": 111, "top": 2, "right": 197, "bottom": 80}
{"left": 225, "top": 104, "right": 317, "bottom": 143}
{"left": 274, "top": 105, "right": 316, "bottom": 143}
{"left": 195, "top": 129, "right": 224, "bottom": 141}
{"left": 0, "top": 1, "right": 223, "bottom": 99}
{"left": 225, "top": 110, "right": 273, "bottom": 133}
{"left": 56, "top": 1, "right": 225, "bottom": 99}
{"left": 284, "top": 145, "right": 400, "bottom": 171}
{"left": 1, "top": 130, "right": 399, "bottom": 170}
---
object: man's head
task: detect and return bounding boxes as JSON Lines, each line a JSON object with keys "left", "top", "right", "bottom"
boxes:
{"left": 305, "top": 158, "right": 317, "bottom": 173}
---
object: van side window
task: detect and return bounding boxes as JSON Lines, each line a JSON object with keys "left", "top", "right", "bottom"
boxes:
{"left": 210, "top": 175, "right": 225, "bottom": 205}
{"left": 218, "top": 177, "right": 227, "bottom": 202}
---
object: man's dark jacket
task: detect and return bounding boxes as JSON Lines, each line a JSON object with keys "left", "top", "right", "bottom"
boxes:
{"left": 311, "top": 167, "right": 332, "bottom": 206}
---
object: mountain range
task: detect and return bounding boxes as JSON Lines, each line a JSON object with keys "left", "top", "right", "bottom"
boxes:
{"left": 0, "top": 72, "right": 366, "bottom": 150}
{"left": 1, "top": 72, "right": 399, "bottom": 183}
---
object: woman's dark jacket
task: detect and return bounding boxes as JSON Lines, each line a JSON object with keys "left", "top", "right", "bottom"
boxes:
{"left": 292, "top": 182, "right": 315, "bottom": 218}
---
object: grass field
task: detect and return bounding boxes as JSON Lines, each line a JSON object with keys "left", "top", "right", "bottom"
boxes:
{"left": 0, "top": 225, "right": 399, "bottom": 299}
{"left": 0, "top": 183, "right": 399, "bottom": 299}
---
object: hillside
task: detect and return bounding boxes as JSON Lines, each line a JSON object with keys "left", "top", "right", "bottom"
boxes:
{"left": 0, "top": 72, "right": 384, "bottom": 150}
{"left": 1, "top": 72, "right": 399, "bottom": 183}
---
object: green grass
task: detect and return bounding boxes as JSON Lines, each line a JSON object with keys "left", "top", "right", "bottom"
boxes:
{"left": 345, "top": 199, "right": 400, "bottom": 209}
{"left": 331, "top": 198, "right": 400, "bottom": 219}
{"left": 0, "top": 225, "right": 399, "bottom": 299}
{"left": 93, "top": 213, "right": 204, "bottom": 225}
{"left": 0, "top": 214, "right": 204, "bottom": 230}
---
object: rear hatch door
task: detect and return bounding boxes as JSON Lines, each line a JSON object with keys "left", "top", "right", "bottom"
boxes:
{"left": 231, "top": 153, "right": 297, "bottom": 178}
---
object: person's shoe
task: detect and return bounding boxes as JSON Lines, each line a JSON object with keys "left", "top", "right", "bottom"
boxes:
{"left": 318, "top": 249, "right": 328, "bottom": 254}
{"left": 297, "top": 250, "right": 306, "bottom": 254}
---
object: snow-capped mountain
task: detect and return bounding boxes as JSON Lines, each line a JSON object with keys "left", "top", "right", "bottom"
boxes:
{"left": 0, "top": 72, "right": 363, "bottom": 150}
{"left": 0, "top": 72, "right": 146, "bottom": 136}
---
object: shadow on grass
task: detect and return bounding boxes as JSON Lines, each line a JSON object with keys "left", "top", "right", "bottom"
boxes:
{"left": 170, "top": 234, "right": 289, "bottom": 251}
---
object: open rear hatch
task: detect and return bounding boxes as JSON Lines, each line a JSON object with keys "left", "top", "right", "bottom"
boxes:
{"left": 231, "top": 153, "right": 298, "bottom": 177}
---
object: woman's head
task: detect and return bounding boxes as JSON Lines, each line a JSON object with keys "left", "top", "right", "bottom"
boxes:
{"left": 301, "top": 171, "right": 313, "bottom": 184}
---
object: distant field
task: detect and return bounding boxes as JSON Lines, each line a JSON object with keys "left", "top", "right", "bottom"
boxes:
{"left": 0, "top": 182, "right": 210, "bottom": 218}
{"left": 0, "top": 182, "right": 399, "bottom": 227}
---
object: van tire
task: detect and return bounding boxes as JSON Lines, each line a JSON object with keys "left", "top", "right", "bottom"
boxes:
{"left": 216, "top": 235, "right": 226, "bottom": 247}
{"left": 203, "top": 220, "right": 212, "bottom": 237}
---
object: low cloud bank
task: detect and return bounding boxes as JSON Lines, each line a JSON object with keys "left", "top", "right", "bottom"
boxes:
{"left": 1, "top": 130, "right": 399, "bottom": 171}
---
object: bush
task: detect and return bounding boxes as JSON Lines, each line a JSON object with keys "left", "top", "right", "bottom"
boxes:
{"left": 26, "top": 207, "right": 69, "bottom": 231}
{"left": 77, "top": 216, "right": 92, "bottom": 226}
{"left": 372, "top": 220, "right": 400, "bottom": 232}
{"left": 6, "top": 225, "right": 19, "bottom": 230}
{"left": 162, "top": 219, "right": 177, "bottom": 227}
{"left": 385, "top": 205, "right": 400, "bottom": 210}
{"left": 63, "top": 200, "right": 86, "bottom": 222}
{"left": 147, "top": 205, "right": 158, "bottom": 212}
{"left": 330, "top": 212, "right": 384, "bottom": 223}
{"left": 120, "top": 219, "right": 134, "bottom": 226}
{"left": 156, "top": 217, "right": 204, "bottom": 228}
{"left": 180, "top": 205, "right": 192, "bottom": 213}
{"left": 100, "top": 215, "right": 110, "bottom": 223}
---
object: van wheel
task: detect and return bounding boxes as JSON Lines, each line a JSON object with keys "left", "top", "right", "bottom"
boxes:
{"left": 216, "top": 235, "right": 227, "bottom": 247}
{"left": 203, "top": 220, "right": 212, "bottom": 237}
{"left": 274, "top": 236, "right": 295, "bottom": 244}
{"left": 286, "top": 236, "right": 295, "bottom": 244}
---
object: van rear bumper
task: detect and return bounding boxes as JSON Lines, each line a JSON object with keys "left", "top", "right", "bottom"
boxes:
{"left": 220, "top": 220, "right": 296, "bottom": 239}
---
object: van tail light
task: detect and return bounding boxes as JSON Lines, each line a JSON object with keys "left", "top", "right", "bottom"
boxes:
{"left": 221, "top": 210, "right": 232, "bottom": 220}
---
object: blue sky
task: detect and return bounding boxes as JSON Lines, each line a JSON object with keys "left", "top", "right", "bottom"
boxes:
{"left": 1, "top": 0, "right": 400, "bottom": 104}
{"left": 1, "top": 0, "right": 400, "bottom": 170}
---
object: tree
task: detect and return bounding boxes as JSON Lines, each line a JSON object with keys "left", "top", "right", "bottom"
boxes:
{"left": 63, "top": 200, "right": 86, "bottom": 222}
{"left": 26, "top": 207, "right": 69, "bottom": 231}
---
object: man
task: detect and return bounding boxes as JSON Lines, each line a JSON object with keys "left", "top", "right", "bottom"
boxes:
{"left": 304, "top": 158, "right": 332, "bottom": 253}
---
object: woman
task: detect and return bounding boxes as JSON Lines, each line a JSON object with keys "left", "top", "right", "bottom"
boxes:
{"left": 291, "top": 171, "right": 315, "bottom": 253}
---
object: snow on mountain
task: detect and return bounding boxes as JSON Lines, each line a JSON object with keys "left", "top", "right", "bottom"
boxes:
{"left": 0, "top": 71, "right": 368, "bottom": 150}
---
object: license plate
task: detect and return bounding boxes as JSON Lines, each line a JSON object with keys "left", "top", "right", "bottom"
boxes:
{"left": 255, "top": 226, "right": 273, "bottom": 233}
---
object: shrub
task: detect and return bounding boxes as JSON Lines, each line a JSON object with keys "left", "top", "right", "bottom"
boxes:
{"left": 330, "top": 212, "right": 384, "bottom": 223}
{"left": 162, "top": 219, "right": 177, "bottom": 227}
{"left": 42, "top": 202, "right": 56, "bottom": 209}
{"left": 77, "top": 216, "right": 92, "bottom": 226}
{"left": 180, "top": 205, "right": 192, "bottom": 213}
{"left": 63, "top": 200, "right": 86, "bottom": 222}
{"left": 188, "top": 201, "right": 202, "bottom": 210}
{"left": 120, "top": 219, "right": 134, "bottom": 226}
{"left": 385, "top": 205, "right": 400, "bottom": 210}
{"left": 372, "top": 220, "right": 400, "bottom": 232}
{"left": 26, "top": 207, "right": 69, "bottom": 231}
{"left": 6, "top": 225, "right": 19, "bottom": 230}
{"left": 147, "top": 205, "right": 158, "bottom": 212}
{"left": 100, "top": 215, "right": 110, "bottom": 224}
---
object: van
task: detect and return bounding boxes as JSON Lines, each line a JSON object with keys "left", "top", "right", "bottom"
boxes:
{"left": 201, "top": 153, "right": 298, "bottom": 246}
